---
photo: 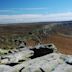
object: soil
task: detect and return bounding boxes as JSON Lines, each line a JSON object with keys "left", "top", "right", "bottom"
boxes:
{"left": 0, "top": 24, "right": 72, "bottom": 55}
{"left": 27, "top": 34, "right": 72, "bottom": 55}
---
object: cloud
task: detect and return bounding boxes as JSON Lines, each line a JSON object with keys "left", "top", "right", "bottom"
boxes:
{"left": 0, "top": 7, "right": 47, "bottom": 13}
{"left": 0, "top": 12, "right": 72, "bottom": 24}
{"left": 12, "top": 7, "right": 47, "bottom": 10}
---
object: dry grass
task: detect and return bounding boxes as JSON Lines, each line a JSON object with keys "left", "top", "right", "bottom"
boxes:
{"left": 26, "top": 34, "right": 72, "bottom": 55}
{"left": 0, "top": 24, "right": 72, "bottom": 55}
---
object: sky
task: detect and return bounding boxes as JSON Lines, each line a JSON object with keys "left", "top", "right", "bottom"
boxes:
{"left": 0, "top": 0, "right": 72, "bottom": 24}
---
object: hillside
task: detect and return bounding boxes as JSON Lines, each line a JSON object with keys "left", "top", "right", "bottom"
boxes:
{"left": 0, "top": 21, "right": 72, "bottom": 54}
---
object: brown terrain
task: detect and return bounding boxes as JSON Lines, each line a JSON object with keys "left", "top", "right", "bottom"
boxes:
{"left": 27, "top": 34, "right": 72, "bottom": 55}
{"left": 46, "top": 35, "right": 72, "bottom": 55}
{"left": 0, "top": 22, "right": 72, "bottom": 55}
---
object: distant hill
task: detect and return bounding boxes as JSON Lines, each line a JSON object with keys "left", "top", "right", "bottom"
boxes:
{"left": 0, "top": 20, "right": 72, "bottom": 35}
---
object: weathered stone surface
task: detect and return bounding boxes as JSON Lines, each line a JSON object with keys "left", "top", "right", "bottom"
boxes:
{"left": 0, "top": 49, "right": 34, "bottom": 64}
{"left": 14, "top": 53, "right": 64, "bottom": 72}
{"left": 0, "top": 44, "right": 72, "bottom": 72}
{"left": 52, "top": 64, "right": 72, "bottom": 72}
{"left": 65, "top": 55, "right": 72, "bottom": 65}
{"left": 0, "top": 53, "right": 72, "bottom": 72}
{"left": 0, "top": 65, "right": 14, "bottom": 72}
{"left": 13, "top": 53, "right": 72, "bottom": 72}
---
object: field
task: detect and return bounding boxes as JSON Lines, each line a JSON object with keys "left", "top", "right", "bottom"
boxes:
{"left": 0, "top": 22, "right": 72, "bottom": 55}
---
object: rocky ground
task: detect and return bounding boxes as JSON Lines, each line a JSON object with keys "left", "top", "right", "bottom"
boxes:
{"left": 0, "top": 44, "right": 72, "bottom": 72}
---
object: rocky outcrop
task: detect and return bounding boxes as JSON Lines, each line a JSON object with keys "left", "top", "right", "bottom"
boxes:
{"left": 0, "top": 48, "right": 34, "bottom": 64}
{"left": 0, "top": 43, "right": 72, "bottom": 72}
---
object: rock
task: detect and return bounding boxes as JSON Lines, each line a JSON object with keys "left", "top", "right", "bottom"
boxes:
{"left": 65, "top": 55, "right": 72, "bottom": 65}
{"left": 0, "top": 49, "right": 9, "bottom": 55}
{"left": 18, "top": 41, "right": 26, "bottom": 48}
{"left": 52, "top": 64, "right": 72, "bottom": 72}
{"left": 14, "top": 53, "right": 64, "bottom": 72}
{"left": 0, "top": 52, "right": 71, "bottom": 72}
{"left": 0, "top": 65, "right": 14, "bottom": 72}
{"left": 0, "top": 43, "right": 72, "bottom": 72}
{"left": 21, "top": 67, "right": 42, "bottom": 72}
{"left": 0, "top": 49, "right": 34, "bottom": 64}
